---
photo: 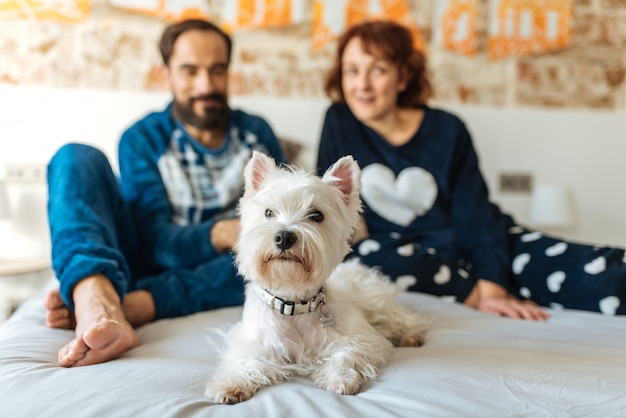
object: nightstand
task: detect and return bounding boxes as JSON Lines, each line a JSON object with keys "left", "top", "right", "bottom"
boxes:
{"left": 0, "top": 258, "right": 53, "bottom": 324}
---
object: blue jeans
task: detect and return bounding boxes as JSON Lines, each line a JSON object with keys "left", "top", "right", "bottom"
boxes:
{"left": 48, "top": 144, "right": 244, "bottom": 319}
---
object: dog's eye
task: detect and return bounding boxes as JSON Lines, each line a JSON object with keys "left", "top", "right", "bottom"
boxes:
{"left": 265, "top": 209, "right": 274, "bottom": 218}
{"left": 308, "top": 210, "right": 324, "bottom": 223}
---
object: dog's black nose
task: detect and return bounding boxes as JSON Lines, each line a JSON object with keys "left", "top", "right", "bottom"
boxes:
{"left": 274, "top": 230, "right": 297, "bottom": 251}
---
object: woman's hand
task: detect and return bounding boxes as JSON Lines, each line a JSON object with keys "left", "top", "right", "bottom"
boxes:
{"left": 477, "top": 296, "right": 551, "bottom": 321}
{"left": 471, "top": 279, "right": 551, "bottom": 321}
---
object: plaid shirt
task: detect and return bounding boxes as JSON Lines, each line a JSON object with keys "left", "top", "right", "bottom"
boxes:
{"left": 119, "top": 105, "right": 285, "bottom": 269}
{"left": 159, "top": 124, "right": 268, "bottom": 226}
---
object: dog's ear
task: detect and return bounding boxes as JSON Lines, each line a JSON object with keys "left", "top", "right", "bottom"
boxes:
{"left": 322, "top": 155, "right": 361, "bottom": 202}
{"left": 244, "top": 151, "right": 279, "bottom": 193}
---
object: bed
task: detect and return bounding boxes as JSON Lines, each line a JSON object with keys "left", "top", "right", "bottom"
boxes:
{"left": 1, "top": 277, "right": 626, "bottom": 418}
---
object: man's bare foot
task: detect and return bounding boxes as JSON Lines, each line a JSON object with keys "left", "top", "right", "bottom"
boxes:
{"left": 44, "top": 288, "right": 76, "bottom": 330}
{"left": 58, "top": 275, "right": 141, "bottom": 367}
{"left": 44, "top": 288, "right": 155, "bottom": 330}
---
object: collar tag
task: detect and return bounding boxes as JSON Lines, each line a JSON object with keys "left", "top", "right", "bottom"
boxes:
{"left": 318, "top": 300, "right": 335, "bottom": 328}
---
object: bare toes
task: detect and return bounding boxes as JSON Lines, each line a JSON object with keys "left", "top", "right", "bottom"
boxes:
{"left": 43, "top": 289, "right": 65, "bottom": 310}
{"left": 58, "top": 319, "right": 140, "bottom": 367}
{"left": 45, "top": 308, "right": 75, "bottom": 329}
{"left": 44, "top": 289, "right": 77, "bottom": 330}
{"left": 58, "top": 337, "right": 89, "bottom": 367}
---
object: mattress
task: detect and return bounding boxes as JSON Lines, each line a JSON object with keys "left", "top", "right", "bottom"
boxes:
{"left": 1, "top": 279, "right": 625, "bottom": 418}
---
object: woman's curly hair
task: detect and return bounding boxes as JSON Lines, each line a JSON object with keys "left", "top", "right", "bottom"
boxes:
{"left": 324, "top": 20, "right": 432, "bottom": 107}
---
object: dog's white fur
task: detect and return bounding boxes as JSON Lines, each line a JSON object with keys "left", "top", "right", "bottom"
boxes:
{"left": 205, "top": 151, "right": 429, "bottom": 404}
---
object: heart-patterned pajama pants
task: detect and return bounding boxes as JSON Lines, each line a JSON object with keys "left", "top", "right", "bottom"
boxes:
{"left": 352, "top": 226, "right": 626, "bottom": 315}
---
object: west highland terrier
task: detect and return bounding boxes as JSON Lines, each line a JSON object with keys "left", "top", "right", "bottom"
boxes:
{"left": 205, "top": 151, "right": 429, "bottom": 404}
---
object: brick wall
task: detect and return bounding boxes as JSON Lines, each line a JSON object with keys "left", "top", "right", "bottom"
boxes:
{"left": 0, "top": 0, "right": 624, "bottom": 110}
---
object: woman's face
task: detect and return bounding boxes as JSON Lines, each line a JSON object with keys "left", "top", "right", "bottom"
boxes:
{"left": 340, "top": 37, "right": 407, "bottom": 124}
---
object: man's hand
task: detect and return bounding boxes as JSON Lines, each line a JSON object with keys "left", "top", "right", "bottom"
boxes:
{"left": 210, "top": 219, "right": 240, "bottom": 253}
{"left": 474, "top": 279, "right": 551, "bottom": 321}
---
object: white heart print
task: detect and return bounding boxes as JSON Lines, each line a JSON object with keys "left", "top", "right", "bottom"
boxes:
{"left": 512, "top": 253, "right": 531, "bottom": 275}
{"left": 599, "top": 296, "right": 620, "bottom": 315}
{"left": 397, "top": 243, "right": 414, "bottom": 257}
{"left": 584, "top": 256, "right": 606, "bottom": 275}
{"left": 550, "top": 302, "right": 564, "bottom": 311}
{"left": 361, "top": 164, "right": 437, "bottom": 227}
{"left": 519, "top": 287, "right": 531, "bottom": 299}
{"left": 434, "top": 265, "right": 451, "bottom": 284}
{"left": 358, "top": 239, "right": 381, "bottom": 256}
{"left": 547, "top": 271, "right": 566, "bottom": 293}
{"left": 521, "top": 232, "right": 542, "bottom": 243}
{"left": 395, "top": 275, "right": 417, "bottom": 290}
{"left": 545, "top": 242, "right": 567, "bottom": 257}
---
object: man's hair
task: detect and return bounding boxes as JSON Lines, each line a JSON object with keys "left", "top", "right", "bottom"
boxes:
{"left": 324, "top": 20, "right": 432, "bottom": 107}
{"left": 159, "top": 19, "right": 232, "bottom": 66}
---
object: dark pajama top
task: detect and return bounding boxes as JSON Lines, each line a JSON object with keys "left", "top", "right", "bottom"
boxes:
{"left": 316, "top": 103, "right": 626, "bottom": 314}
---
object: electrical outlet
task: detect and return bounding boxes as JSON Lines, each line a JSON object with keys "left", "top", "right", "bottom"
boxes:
{"left": 5, "top": 162, "right": 47, "bottom": 183}
{"left": 499, "top": 173, "right": 533, "bottom": 193}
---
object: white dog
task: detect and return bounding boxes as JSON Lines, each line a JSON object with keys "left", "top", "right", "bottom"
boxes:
{"left": 205, "top": 151, "right": 429, "bottom": 404}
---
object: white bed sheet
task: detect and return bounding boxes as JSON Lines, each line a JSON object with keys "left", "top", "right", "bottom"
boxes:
{"left": 1, "top": 281, "right": 626, "bottom": 418}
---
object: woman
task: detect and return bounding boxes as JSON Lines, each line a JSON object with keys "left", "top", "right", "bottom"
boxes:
{"left": 317, "top": 20, "right": 626, "bottom": 320}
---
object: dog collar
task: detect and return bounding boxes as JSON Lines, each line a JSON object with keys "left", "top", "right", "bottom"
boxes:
{"left": 254, "top": 285, "right": 326, "bottom": 316}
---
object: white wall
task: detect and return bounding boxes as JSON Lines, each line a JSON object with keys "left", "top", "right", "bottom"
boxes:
{"left": 0, "top": 85, "right": 624, "bottom": 260}
{"left": 443, "top": 103, "right": 626, "bottom": 247}
{"left": 0, "top": 85, "right": 170, "bottom": 258}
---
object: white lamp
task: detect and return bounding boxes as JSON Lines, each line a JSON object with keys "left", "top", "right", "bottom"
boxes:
{"left": 529, "top": 184, "right": 575, "bottom": 231}
{"left": 0, "top": 179, "right": 11, "bottom": 221}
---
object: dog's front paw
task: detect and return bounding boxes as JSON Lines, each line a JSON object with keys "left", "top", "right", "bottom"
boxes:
{"left": 205, "top": 385, "right": 254, "bottom": 404}
{"left": 400, "top": 329, "right": 425, "bottom": 347}
{"left": 316, "top": 369, "right": 364, "bottom": 395}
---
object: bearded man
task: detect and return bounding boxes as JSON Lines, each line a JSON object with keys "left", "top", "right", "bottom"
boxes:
{"left": 44, "top": 19, "right": 285, "bottom": 367}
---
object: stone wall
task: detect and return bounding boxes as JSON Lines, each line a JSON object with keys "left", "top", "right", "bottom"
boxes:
{"left": 0, "top": 0, "right": 624, "bottom": 109}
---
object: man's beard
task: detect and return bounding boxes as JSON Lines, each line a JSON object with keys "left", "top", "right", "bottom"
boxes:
{"left": 174, "top": 93, "right": 230, "bottom": 131}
